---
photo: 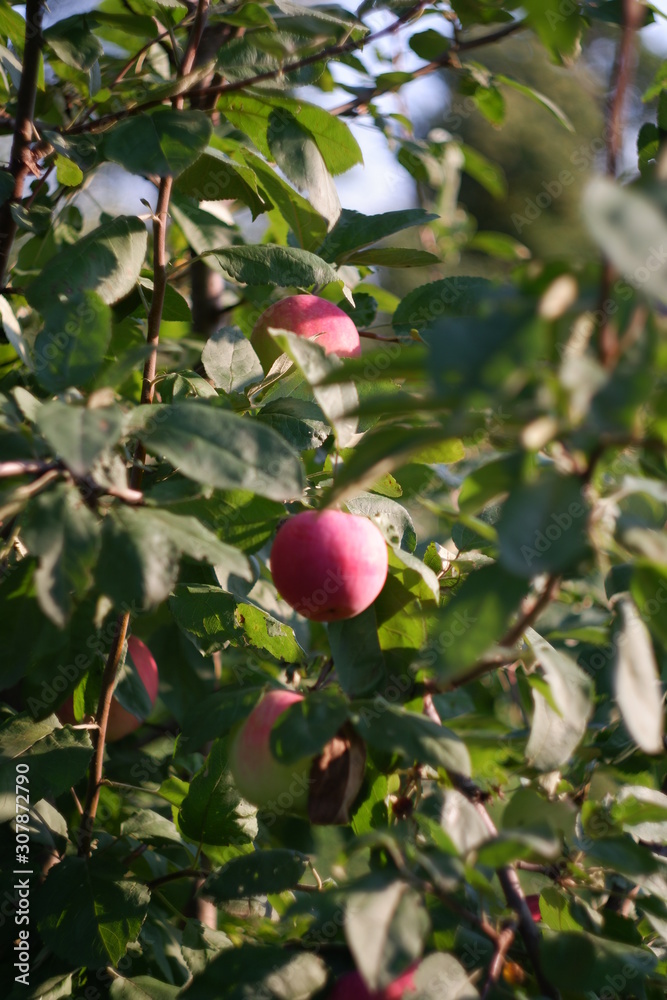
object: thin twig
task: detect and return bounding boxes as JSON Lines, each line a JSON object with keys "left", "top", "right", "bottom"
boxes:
{"left": 329, "top": 19, "right": 526, "bottom": 117}
{"left": 77, "top": 0, "right": 211, "bottom": 859}
{"left": 358, "top": 330, "right": 402, "bottom": 343}
{"left": 423, "top": 573, "right": 561, "bottom": 695}
{"left": 424, "top": 695, "right": 560, "bottom": 1000}
{"left": 481, "top": 926, "right": 516, "bottom": 1000}
{"left": 0, "top": 460, "right": 58, "bottom": 478}
{"left": 597, "top": 0, "right": 644, "bottom": 368}
{"left": 63, "top": 2, "right": 426, "bottom": 136}
{"left": 0, "top": 0, "right": 45, "bottom": 285}
{"left": 77, "top": 612, "right": 130, "bottom": 857}
{"left": 147, "top": 868, "right": 208, "bottom": 889}
{"left": 501, "top": 573, "right": 560, "bottom": 648}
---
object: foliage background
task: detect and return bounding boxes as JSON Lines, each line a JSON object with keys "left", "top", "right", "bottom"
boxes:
{"left": 1, "top": 0, "right": 667, "bottom": 998}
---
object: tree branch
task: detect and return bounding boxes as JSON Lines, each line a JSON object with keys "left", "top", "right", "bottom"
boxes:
{"left": 77, "top": 612, "right": 130, "bottom": 857}
{"left": 77, "top": 0, "right": 211, "bottom": 860}
{"left": 597, "top": 0, "right": 645, "bottom": 368}
{"left": 0, "top": 0, "right": 45, "bottom": 286}
{"left": 481, "top": 925, "right": 515, "bottom": 1000}
{"left": 63, "top": 2, "right": 426, "bottom": 136}
{"left": 422, "top": 573, "right": 561, "bottom": 695}
{"left": 423, "top": 694, "right": 560, "bottom": 1000}
{"left": 329, "top": 19, "right": 526, "bottom": 118}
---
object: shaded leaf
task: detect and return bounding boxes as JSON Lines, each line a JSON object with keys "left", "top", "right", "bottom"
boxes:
{"left": 132, "top": 403, "right": 304, "bottom": 501}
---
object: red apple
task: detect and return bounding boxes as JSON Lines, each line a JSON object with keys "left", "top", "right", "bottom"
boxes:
{"left": 251, "top": 294, "right": 361, "bottom": 371}
{"left": 228, "top": 690, "right": 311, "bottom": 812}
{"left": 58, "top": 636, "right": 159, "bottom": 742}
{"left": 328, "top": 968, "right": 418, "bottom": 1000}
{"left": 270, "top": 510, "right": 388, "bottom": 622}
{"left": 228, "top": 689, "right": 366, "bottom": 824}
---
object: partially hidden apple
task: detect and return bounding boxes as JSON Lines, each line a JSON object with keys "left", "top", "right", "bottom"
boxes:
{"left": 270, "top": 510, "right": 389, "bottom": 622}
{"left": 251, "top": 293, "right": 361, "bottom": 371}
{"left": 58, "top": 635, "right": 159, "bottom": 742}
{"left": 327, "top": 968, "right": 418, "bottom": 1000}
{"left": 228, "top": 689, "right": 366, "bottom": 825}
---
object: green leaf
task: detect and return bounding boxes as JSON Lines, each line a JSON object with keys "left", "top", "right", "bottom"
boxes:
{"left": 201, "top": 326, "right": 264, "bottom": 394}
{"left": 245, "top": 151, "right": 329, "bottom": 250}
{"left": 218, "top": 90, "right": 362, "bottom": 175}
{"left": 540, "top": 932, "right": 656, "bottom": 993}
{"left": 352, "top": 701, "right": 471, "bottom": 776}
{"left": 458, "top": 453, "right": 523, "bottom": 514}
{"left": 109, "top": 978, "right": 180, "bottom": 1000}
{"left": 267, "top": 110, "right": 341, "bottom": 225}
{"left": 179, "top": 686, "right": 264, "bottom": 748}
{"left": 55, "top": 156, "right": 84, "bottom": 187}
{"left": 345, "top": 881, "right": 429, "bottom": 991}
{"left": 425, "top": 563, "right": 529, "bottom": 682}
{"left": 613, "top": 597, "right": 664, "bottom": 755}
{"left": 20, "top": 483, "right": 99, "bottom": 626}
{"left": 409, "top": 29, "right": 449, "bottom": 60}
{"left": 521, "top": 0, "right": 585, "bottom": 63}
{"left": 525, "top": 629, "right": 593, "bottom": 771}
{"left": 34, "top": 401, "right": 125, "bottom": 477}
{"left": 387, "top": 546, "right": 439, "bottom": 605}
{"left": 270, "top": 689, "right": 350, "bottom": 763}
{"left": 638, "top": 122, "right": 660, "bottom": 173}
{"left": 179, "top": 738, "right": 257, "bottom": 846}
{"left": 496, "top": 75, "right": 574, "bottom": 130}
{"left": 392, "top": 276, "right": 492, "bottom": 336}
{"left": 631, "top": 563, "right": 667, "bottom": 648}
{"left": 26, "top": 216, "right": 148, "bottom": 310}
{"left": 468, "top": 230, "right": 530, "bottom": 261}
{"left": 44, "top": 14, "right": 103, "bottom": 71}
{"left": 328, "top": 607, "right": 387, "bottom": 698}
{"left": 121, "top": 808, "right": 185, "bottom": 847}
{"left": 497, "top": 471, "right": 590, "bottom": 578}
{"left": 318, "top": 208, "right": 437, "bottom": 263}
{"left": 35, "top": 857, "right": 150, "bottom": 968}
{"left": 203, "top": 243, "right": 343, "bottom": 291}
{"left": 33, "top": 290, "right": 112, "bottom": 393}
{"left": 270, "top": 330, "right": 358, "bottom": 448}
{"left": 6, "top": 973, "right": 74, "bottom": 1000}
{"left": 132, "top": 403, "right": 304, "bottom": 501}
{"left": 414, "top": 954, "right": 480, "bottom": 999}
{"left": 183, "top": 944, "right": 310, "bottom": 1000}
{"left": 169, "top": 197, "right": 232, "bottom": 255}
{"left": 96, "top": 507, "right": 253, "bottom": 610}
{"left": 323, "top": 425, "right": 462, "bottom": 508}
{"left": 102, "top": 108, "right": 212, "bottom": 178}
{"left": 345, "top": 493, "right": 416, "bottom": 552}
{"left": 0, "top": 715, "right": 93, "bottom": 807}
{"left": 203, "top": 849, "right": 308, "bottom": 901}
{"left": 176, "top": 147, "right": 269, "bottom": 219}
{"left": 344, "top": 247, "right": 440, "bottom": 268}
{"left": 257, "top": 397, "right": 331, "bottom": 451}
{"left": 169, "top": 584, "right": 304, "bottom": 662}
{"left": 583, "top": 177, "right": 667, "bottom": 306}
{"left": 460, "top": 143, "right": 506, "bottom": 200}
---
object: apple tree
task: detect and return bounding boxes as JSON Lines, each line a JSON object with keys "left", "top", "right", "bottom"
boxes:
{"left": 1, "top": 0, "right": 667, "bottom": 997}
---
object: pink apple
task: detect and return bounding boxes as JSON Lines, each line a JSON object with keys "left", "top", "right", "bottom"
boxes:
{"left": 270, "top": 510, "right": 388, "bottom": 622}
{"left": 327, "top": 968, "right": 418, "bottom": 1000}
{"left": 58, "top": 635, "right": 159, "bottom": 742}
{"left": 228, "top": 689, "right": 366, "bottom": 824}
{"left": 251, "top": 293, "right": 361, "bottom": 370}
{"left": 228, "top": 689, "right": 311, "bottom": 812}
